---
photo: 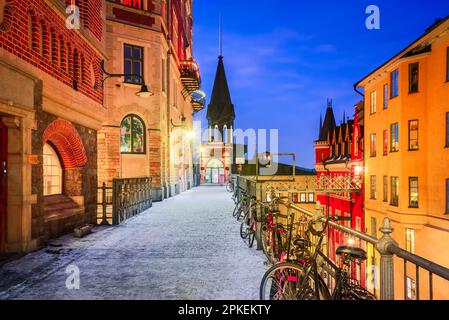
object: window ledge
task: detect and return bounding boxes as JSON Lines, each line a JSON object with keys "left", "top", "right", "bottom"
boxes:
{"left": 408, "top": 149, "right": 419, "bottom": 152}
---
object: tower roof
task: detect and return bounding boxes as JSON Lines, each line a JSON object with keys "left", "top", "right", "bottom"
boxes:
{"left": 207, "top": 56, "right": 235, "bottom": 126}
{"left": 318, "top": 100, "right": 336, "bottom": 141}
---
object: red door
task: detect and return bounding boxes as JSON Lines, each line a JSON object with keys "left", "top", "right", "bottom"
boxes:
{"left": 0, "top": 119, "right": 6, "bottom": 251}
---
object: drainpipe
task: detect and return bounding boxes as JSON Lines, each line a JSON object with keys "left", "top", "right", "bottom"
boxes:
{"left": 166, "top": 0, "right": 171, "bottom": 197}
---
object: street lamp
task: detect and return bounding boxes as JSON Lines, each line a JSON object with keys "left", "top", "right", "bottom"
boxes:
{"left": 101, "top": 60, "right": 154, "bottom": 98}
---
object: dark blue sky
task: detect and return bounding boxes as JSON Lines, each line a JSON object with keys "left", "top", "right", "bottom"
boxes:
{"left": 193, "top": 0, "right": 449, "bottom": 168}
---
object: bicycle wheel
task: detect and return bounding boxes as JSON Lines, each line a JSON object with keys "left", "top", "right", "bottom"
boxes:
{"left": 261, "top": 227, "right": 280, "bottom": 264}
{"left": 226, "top": 182, "right": 233, "bottom": 193}
{"left": 247, "top": 217, "right": 256, "bottom": 248}
{"left": 232, "top": 203, "right": 241, "bottom": 218}
{"left": 260, "top": 262, "right": 330, "bottom": 300}
{"left": 240, "top": 212, "right": 250, "bottom": 240}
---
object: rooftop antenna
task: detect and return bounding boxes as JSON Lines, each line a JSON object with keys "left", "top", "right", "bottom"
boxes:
{"left": 218, "top": 14, "right": 223, "bottom": 57}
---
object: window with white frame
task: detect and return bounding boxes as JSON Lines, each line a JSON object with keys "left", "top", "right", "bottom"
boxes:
{"left": 370, "top": 91, "right": 377, "bottom": 114}
{"left": 405, "top": 228, "right": 415, "bottom": 253}
{"left": 43, "top": 143, "right": 63, "bottom": 196}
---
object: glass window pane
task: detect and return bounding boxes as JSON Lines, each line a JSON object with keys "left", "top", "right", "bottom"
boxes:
{"left": 120, "top": 117, "right": 132, "bottom": 153}
{"left": 124, "top": 45, "right": 132, "bottom": 58}
{"left": 133, "top": 47, "right": 142, "bottom": 59}
{"left": 133, "top": 61, "right": 141, "bottom": 83}
{"left": 132, "top": 117, "right": 144, "bottom": 153}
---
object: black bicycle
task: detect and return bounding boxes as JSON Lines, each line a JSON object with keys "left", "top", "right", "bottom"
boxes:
{"left": 260, "top": 214, "right": 376, "bottom": 300}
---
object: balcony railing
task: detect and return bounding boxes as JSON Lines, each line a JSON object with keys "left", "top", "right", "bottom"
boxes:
{"left": 236, "top": 175, "right": 449, "bottom": 300}
{"left": 179, "top": 59, "right": 201, "bottom": 98}
{"left": 191, "top": 90, "right": 206, "bottom": 113}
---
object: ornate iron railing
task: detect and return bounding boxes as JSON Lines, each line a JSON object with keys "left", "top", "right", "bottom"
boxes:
{"left": 236, "top": 175, "right": 449, "bottom": 300}
{"left": 97, "top": 177, "right": 152, "bottom": 226}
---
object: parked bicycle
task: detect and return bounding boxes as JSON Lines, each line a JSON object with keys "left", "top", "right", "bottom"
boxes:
{"left": 260, "top": 213, "right": 376, "bottom": 300}
{"left": 240, "top": 197, "right": 258, "bottom": 248}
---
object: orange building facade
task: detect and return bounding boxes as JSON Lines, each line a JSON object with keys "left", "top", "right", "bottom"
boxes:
{"left": 356, "top": 16, "right": 449, "bottom": 299}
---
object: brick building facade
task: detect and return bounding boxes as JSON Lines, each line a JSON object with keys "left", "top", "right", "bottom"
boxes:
{"left": 0, "top": 0, "right": 106, "bottom": 253}
{"left": 99, "top": 0, "right": 202, "bottom": 200}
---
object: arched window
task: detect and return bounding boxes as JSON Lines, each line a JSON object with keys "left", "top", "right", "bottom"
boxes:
{"left": 43, "top": 143, "right": 63, "bottom": 196}
{"left": 120, "top": 115, "right": 145, "bottom": 154}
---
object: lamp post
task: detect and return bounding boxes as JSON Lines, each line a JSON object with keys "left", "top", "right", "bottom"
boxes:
{"left": 101, "top": 60, "right": 154, "bottom": 98}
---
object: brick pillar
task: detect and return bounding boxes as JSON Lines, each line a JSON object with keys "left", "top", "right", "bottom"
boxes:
{"left": 97, "top": 126, "right": 120, "bottom": 185}
{"left": 148, "top": 130, "right": 163, "bottom": 201}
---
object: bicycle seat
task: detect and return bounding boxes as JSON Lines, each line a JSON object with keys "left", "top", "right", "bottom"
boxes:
{"left": 293, "top": 237, "right": 310, "bottom": 248}
{"left": 336, "top": 246, "right": 367, "bottom": 260}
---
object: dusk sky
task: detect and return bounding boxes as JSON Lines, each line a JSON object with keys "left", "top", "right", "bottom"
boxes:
{"left": 193, "top": 0, "right": 449, "bottom": 169}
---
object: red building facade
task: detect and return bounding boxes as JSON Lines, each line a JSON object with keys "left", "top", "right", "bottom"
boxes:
{"left": 315, "top": 100, "right": 365, "bottom": 264}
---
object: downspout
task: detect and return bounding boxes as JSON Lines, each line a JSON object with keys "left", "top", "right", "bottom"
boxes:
{"left": 354, "top": 82, "right": 366, "bottom": 284}
{"left": 166, "top": 0, "right": 171, "bottom": 197}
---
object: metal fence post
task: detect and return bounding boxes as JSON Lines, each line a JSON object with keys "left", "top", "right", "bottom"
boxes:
{"left": 100, "top": 182, "right": 109, "bottom": 225}
{"left": 376, "top": 217, "right": 398, "bottom": 300}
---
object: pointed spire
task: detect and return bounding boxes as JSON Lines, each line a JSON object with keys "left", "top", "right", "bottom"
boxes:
{"left": 342, "top": 111, "right": 346, "bottom": 124}
{"left": 319, "top": 99, "right": 336, "bottom": 141}
{"left": 206, "top": 20, "right": 235, "bottom": 133}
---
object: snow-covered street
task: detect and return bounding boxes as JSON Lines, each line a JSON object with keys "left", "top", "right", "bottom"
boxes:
{"left": 0, "top": 186, "right": 267, "bottom": 300}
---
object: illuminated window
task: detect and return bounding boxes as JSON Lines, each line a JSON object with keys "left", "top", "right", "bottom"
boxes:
{"left": 124, "top": 44, "right": 143, "bottom": 84}
{"left": 406, "top": 277, "right": 416, "bottom": 300}
{"left": 391, "top": 176, "right": 399, "bottom": 206}
{"left": 409, "top": 177, "right": 418, "bottom": 208}
{"left": 383, "top": 129, "right": 388, "bottom": 155}
{"left": 383, "top": 176, "right": 388, "bottom": 202}
{"left": 383, "top": 83, "right": 388, "bottom": 109}
{"left": 408, "top": 120, "right": 418, "bottom": 150}
{"left": 300, "top": 193, "right": 306, "bottom": 203}
{"left": 370, "top": 175, "right": 377, "bottom": 200}
{"left": 120, "top": 115, "right": 145, "bottom": 154}
{"left": 370, "top": 133, "right": 376, "bottom": 157}
{"left": 120, "top": 0, "right": 143, "bottom": 9}
{"left": 370, "top": 217, "right": 377, "bottom": 237}
{"left": 391, "top": 69, "right": 399, "bottom": 98}
{"left": 308, "top": 193, "right": 314, "bottom": 203}
{"left": 446, "top": 112, "right": 449, "bottom": 148}
{"left": 390, "top": 123, "right": 399, "bottom": 152}
{"left": 43, "top": 143, "right": 62, "bottom": 196}
{"left": 405, "top": 228, "right": 415, "bottom": 253}
{"left": 446, "top": 179, "right": 449, "bottom": 214}
{"left": 370, "top": 91, "right": 377, "bottom": 114}
{"left": 409, "top": 62, "right": 419, "bottom": 93}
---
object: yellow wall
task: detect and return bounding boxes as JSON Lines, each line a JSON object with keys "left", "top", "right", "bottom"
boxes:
{"left": 361, "top": 27, "right": 449, "bottom": 299}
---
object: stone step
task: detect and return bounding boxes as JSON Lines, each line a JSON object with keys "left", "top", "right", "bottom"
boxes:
{"left": 44, "top": 194, "right": 75, "bottom": 206}
{"left": 43, "top": 195, "right": 84, "bottom": 223}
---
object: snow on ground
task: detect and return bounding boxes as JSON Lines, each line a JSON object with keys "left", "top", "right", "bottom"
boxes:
{"left": 0, "top": 186, "right": 267, "bottom": 300}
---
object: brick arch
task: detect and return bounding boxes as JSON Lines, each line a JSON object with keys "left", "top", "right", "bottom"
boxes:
{"left": 42, "top": 119, "right": 87, "bottom": 169}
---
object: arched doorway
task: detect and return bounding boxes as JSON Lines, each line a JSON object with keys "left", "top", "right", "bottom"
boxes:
{"left": 205, "top": 158, "right": 224, "bottom": 184}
